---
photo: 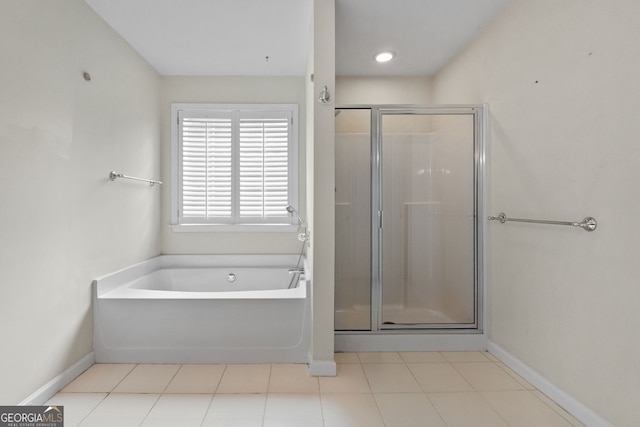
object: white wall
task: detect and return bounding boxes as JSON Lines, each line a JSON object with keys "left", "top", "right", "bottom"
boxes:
{"left": 160, "top": 76, "right": 306, "bottom": 254}
{"left": 336, "top": 76, "right": 433, "bottom": 105}
{"left": 434, "top": 1, "right": 640, "bottom": 425}
{"left": 0, "top": 0, "right": 161, "bottom": 403}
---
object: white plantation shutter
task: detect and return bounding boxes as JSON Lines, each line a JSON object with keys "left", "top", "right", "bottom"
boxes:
{"left": 180, "top": 113, "right": 233, "bottom": 222}
{"left": 175, "top": 105, "right": 297, "bottom": 227}
{"left": 239, "top": 112, "right": 291, "bottom": 220}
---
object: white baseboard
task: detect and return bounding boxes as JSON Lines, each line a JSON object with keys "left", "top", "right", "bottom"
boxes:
{"left": 308, "top": 359, "right": 337, "bottom": 376}
{"left": 19, "top": 352, "right": 95, "bottom": 406}
{"left": 487, "top": 341, "right": 613, "bottom": 427}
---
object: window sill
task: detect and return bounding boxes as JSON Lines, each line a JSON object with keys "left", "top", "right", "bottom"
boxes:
{"left": 170, "top": 224, "right": 300, "bottom": 233}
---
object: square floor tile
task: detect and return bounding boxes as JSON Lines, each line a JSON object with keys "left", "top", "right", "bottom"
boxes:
{"left": 319, "top": 363, "right": 371, "bottom": 394}
{"left": 399, "top": 351, "right": 446, "bottom": 363}
{"left": 484, "top": 352, "right": 500, "bottom": 362}
{"left": 322, "top": 394, "right": 385, "bottom": 427}
{"left": 141, "top": 420, "right": 202, "bottom": 427}
{"left": 62, "top": 364, "right": 135, "bottom": 393}
{"left": 202, "top": 393, "right": 266, "bottom": 424}
{"left": 45, "top": 392, "right": 107, "bottom": 427}
{"left": 375, "top": 393, "right": 446, "bottom": 427}
{"left": 201, "top": 418, "right": 263, "bottom": 427}
{"left": 357, "top": 352, "right": 403, "bottom": 363}
{"left": 441, "top": 351, "right": 492, "bottom": 362}
{"left": 362, "top": 363, "right": 422, "bottom": 393}
{"left": 78, "top": 393, "right": 159, "bottom": 427}
{"left": 264, "top": 393, "right": 323, "bottom": 421}
{"left": 495, "top": 362, "right": 535, "bottom": 389}
{"left": 428, "top": 392, "right": 509, "bottom": 427}
{"left": 263, "top": 419, "right": 324, "bottom": 427}
{"left": 140, "top": 394, "right": 213, "bottom": 427}
{"left": 531, "top": 391, "right": 586, "bottom": 426}
{"left": 453, "top": 362, "right": 525, "bottom": 391}
{"left": 79, "top": 416, "right": 151, "bottom": 427}
{"left": 112, "top": 364, "right": 180, "bottom": 393}
{"left": 408, "top": 363, "right": 473, "bottom": 392}
{"left": 481, "top": 390, "right": 574, "bottom": 427}
{"left": 164, "top": 364, "right": 225, "bottom": 393}
{"left": 334, "top": 352, "right": 360, "bottom": 364}
{"left": 216, "top": 364, "right": 271, "bottom": 393}
{"left": 268, "top": 364, "right": 318, "bottom": 393}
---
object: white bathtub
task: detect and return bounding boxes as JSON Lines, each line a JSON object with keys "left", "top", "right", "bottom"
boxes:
{"left": 93, "top": 254, "right": 309, "bottom": 364}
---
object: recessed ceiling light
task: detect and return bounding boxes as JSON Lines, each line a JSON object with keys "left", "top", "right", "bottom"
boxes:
{"left": 374, "top": 51, "right": 395, "bottom": 63}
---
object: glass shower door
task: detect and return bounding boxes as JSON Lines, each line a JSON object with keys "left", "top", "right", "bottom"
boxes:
{"left": 379, "top": 112, "right": 477, "bottom": 327}
{"left": 335, "top": 109, "right": 371, "bottom": 330}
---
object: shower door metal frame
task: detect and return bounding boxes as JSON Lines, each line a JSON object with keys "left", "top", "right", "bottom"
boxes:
{"left": 336, "top": 104, "right": 486, "bottom": 333}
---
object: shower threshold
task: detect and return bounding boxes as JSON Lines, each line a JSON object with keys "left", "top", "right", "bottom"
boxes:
{"left": 336, "top": 306, "right": 475, "bottom": 331}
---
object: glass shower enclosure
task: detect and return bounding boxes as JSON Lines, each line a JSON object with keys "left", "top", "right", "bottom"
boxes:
{"left": 335, "top": 105, "right": 485, "bottom": 331}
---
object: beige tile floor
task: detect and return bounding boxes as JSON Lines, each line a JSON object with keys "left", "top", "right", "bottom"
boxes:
{"left": 47, "top": 351, "right": 584, "bottom": 427}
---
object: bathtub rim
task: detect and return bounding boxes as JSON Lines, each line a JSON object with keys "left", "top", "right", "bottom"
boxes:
{"left": 93, "top": 254, "right": 307, "bottom": 298}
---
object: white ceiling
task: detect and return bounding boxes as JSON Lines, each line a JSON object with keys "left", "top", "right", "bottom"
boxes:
{"left": 84, "top": 0, "right": 508, "bottom": 77}
{"left": 336, "top": 0, "right": 509, "bottom": 76}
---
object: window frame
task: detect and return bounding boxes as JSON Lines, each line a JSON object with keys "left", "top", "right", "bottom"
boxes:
{"left": 171, "top": 103, "right": 299, "bottom": 232}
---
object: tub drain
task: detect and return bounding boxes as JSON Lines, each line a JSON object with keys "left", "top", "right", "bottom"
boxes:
{"left": 227, "top": 273, "right": 236, "bottom": 283}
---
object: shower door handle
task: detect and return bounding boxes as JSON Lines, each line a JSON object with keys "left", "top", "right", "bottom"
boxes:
{"left": 379, "top": 210, "right": 384, "bottom": 229}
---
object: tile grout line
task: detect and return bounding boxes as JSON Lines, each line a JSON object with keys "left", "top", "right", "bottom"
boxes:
{"left": 72, "top": 393, "right": 109, "bottom": 427}
{"left": 76, "top": 363, "right": 140, "bottom": 427}
{"left": 422, "top": 391, "right": 452, "bottom": 427}
{"left": 260, "top": 364, "right": 273, "bottom": 426}
{"left": 402, "top": 353, "right": 452, "bottom": 427}
{"left": 109, "top": 363, "right": 139, "bottom": 394}
{"left": 493, "top": 360, "right": 534, "bottom": 389}
{"left": 359, "top": 359, "right": 388, "bottom": 427}
{"left": 161, "top": 364, "right": 184, "bottom": 394}
{"left": 317, "top": 382, "right": 327, "bottom": 427}
{"left": 528, "top": 389, "right": 585, "bottom": 426}
{"left": 196, "top": 364, "right": 229, "bottom": 427}
{"left": 214, "top": 364, "right": 228, "bottom": 394}
{"left": 197, "top": 393, "right": 216, "bottom": 427}
{"left": 197, "top": 363, "right": 234, "bottom": 426}
{"left": 474, "top": 389, "right": 513, "bottom": 427}
{"left": 135, "top": 364, "right": 184, "bottom": 426}
{"left": 446, "top": 360, "right": 476, "bottom": 391}
{"left": 135, "top": 393, "right": 162, "bottom": 427}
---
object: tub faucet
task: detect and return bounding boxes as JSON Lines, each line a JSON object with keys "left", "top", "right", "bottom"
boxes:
{"left": 287, "top": 267, "right": 305, "bottom": 288}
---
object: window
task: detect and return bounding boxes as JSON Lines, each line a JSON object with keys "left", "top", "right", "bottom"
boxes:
{"left": 171, "top": 104, "right": 298, "bottom": 230}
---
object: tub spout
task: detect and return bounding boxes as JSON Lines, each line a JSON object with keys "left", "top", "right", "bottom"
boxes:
{"left": 288, "top": 267, "right": 305, "bottom": 280}
{"left": 287, "top": 267, "right": 305, "bottom": 288}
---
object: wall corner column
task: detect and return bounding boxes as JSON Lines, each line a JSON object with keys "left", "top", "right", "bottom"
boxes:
{"left": 307, "top": 0, "right": 336, "bottom": 374}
